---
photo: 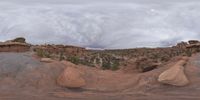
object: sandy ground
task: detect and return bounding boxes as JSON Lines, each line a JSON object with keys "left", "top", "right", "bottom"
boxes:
{"left": 0, "top": 52, "right": 200, "bottom": 100}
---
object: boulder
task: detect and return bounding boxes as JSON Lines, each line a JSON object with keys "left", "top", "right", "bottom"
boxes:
{"left": 158, "top": 58, "right": 189, "bottom": 86}
{"left": 57, "top": 67, "right": 86, "bottom": 88}
{"left": 40, "top": 58, "right": 53, "bottom": 63}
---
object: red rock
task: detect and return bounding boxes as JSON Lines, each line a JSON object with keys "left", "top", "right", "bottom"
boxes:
{"left": 158, "top": 58, "right": 189, "bottom": 86}
{"left": 57, "top": 67, "right": 86, "bottom": 88}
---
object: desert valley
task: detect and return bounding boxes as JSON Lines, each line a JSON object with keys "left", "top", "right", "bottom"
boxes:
{"left": 0, "top": 37, "right": 199, "bottom": 100}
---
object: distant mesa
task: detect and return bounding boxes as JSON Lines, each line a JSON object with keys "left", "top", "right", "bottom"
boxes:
{"left": 0, "top": 37, "right": 30, "bottom": 52}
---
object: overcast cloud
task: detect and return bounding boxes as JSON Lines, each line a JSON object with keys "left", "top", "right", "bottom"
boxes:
{"left": 0, "top": 0, "right": 199, "bottom": 49}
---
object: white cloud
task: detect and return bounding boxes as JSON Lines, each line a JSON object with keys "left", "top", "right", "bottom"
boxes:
{"left": 0, "top": 0, "right": 200, "bottom": 49}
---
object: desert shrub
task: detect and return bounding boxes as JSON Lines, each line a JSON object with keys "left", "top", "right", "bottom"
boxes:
{"left": 111, "top": 61, "right": 120, "bottom": 71}
{"left": 80, "top": 60, "right": 95, "bottom": 67}
{"left": 36, "top": 49, "right": 43, "bottom": 57}
{"left": 159, "top": 54, "right": 170, "bottom": 62}
{"left": 67, "top": 56, "right": 80, "bottom": 65}
{"left": 102, "top": 61, "right": 119, "bottom": 71}
{"left": 102, "top": 61, "right": 111, "bottom": 70}
{"left": 96, "top": 58, "right": 101, "bottom": 64}
{"left": 59, "top": 52, "right": 65, "bottom": 61}
{"left": 36, "top": 49, "right": 51, "bottom": 58}
{"left": 186, "top": 50, "right": 192, "bottom": 57}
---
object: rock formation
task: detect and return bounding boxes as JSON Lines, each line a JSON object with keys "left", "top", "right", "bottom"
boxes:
{"left": 158, "top": 57, "right": 189, "bottom": 86}
{"left": 0, "top": 37, "right": 30, "bottom": 52}
{"left": 57, "top": 67, "right": 86, "bottom": 88}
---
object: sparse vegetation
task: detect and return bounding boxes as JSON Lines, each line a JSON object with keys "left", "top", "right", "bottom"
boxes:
{"left": 111, "top": 61, "right": 120, "bottom": 71}
{"left": 67, "top": 56, "right": 80, "bottom": 65}
{"left": 36, "top": 49, "right": 51, "bottom": 58}
{"left": 186, "top": 50, "right": 192, "bottom": 57}
{"left": 102, "top": 61, "right": 111, "bottom": 70}
{"left": 59, "top": 52, "right": 65, "bottom": 61}
{"left": 32, "top": 39, "right": 200, "bottom": 72}
{"left": 102, "top": 61, "right": 119, "bottom": 71}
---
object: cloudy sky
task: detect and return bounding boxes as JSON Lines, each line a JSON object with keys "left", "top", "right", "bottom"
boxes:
{"left": 0, "top": 0, "right": 200, "bottom": 49}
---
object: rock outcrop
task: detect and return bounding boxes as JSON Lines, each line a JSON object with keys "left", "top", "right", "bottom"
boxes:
{"left": 57, "top": 67, "right": 86, "bottom": 88}
{"left": 0, "top": 42, "right": 30, "bottom": 52}
{"left": 0, "top": 37, "right": 30, "bottom": 52}
{"left": 158, "top": 57, "right": 189, "bottom": 86}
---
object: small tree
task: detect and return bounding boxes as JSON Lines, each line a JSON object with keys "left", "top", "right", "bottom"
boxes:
{"left": 102, "top": 61, "right": 111, "bottom": 70}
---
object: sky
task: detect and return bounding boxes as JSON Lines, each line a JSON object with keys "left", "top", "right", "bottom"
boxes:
{"left": 0, "top": 0, "right": 200, "bottom": 49}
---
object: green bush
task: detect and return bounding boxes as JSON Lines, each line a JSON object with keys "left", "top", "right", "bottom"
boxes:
{"left": 102, "top": 61, "right": 111, "bottom": 70}
{"left": 67, "top": 56, "right": 80, "bottom": 65}
{"left": 111, "top": 61, "right": 119, "bottom": 71}
{"left": 102, "top": 61, "right": 119, "bottom": 71}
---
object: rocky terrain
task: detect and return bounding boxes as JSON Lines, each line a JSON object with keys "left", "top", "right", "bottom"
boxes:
{"left": 32, "top": 39, "right": 200, "bottom": 72}
{"left": 0, "top": 37, "right": 200, "bottom": 100}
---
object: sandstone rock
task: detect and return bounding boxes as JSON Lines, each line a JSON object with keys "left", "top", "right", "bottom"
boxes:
{"left": 0, "top": 42, "right": 30, "bottom": 52}
{"left": 158, "top": 59, "right": 189, "bottom": 86}
{"left": 40, "top": 58, "right": 54, "bottom": 63}
{"left": 57, "top": 67, "right": 86, "bottom": 88}
{"left": 0, "top": 37, "right": 30, "bottom": 52}
{"left": 186, "top": 43, "right": 200, "bottom": 49}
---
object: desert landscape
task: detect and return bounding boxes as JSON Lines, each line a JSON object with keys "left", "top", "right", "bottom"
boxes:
{"left": 1, "top": 0, "right": 200, "bottom": 99}
{"left": 0, "top": 37, "right": 199, "bottom": 100}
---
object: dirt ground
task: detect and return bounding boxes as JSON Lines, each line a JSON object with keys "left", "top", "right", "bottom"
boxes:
{"left": 0, "top": 52, "right": 200, "bottom": 100}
